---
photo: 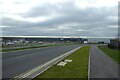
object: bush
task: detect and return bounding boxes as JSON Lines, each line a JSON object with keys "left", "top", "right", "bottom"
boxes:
{"left": 108, "top": 44, "right": 117, "bottom": 49}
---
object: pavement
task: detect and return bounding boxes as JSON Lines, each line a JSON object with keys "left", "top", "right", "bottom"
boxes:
{"left": 2, "top": 44, "right": 81, "bottom": 78}
{"left": 89, "top": 46, "right": 119, "bottom": 79}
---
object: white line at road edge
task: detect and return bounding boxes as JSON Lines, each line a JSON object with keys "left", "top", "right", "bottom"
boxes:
{"left": 88, "top": 48, "right": 91, "bottom": 80}
{"left": 13, "top": 46, "right": 83, "bottom": 79}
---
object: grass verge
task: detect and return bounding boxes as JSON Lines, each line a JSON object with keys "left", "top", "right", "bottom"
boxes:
{"left": 2, "top": 45, "right": 47, "bottom": 52}
{"left": 34, "top": 46, "right": 90, "bottom": 79}
{"left": 2, "top": 43, "right": 75, "bottom": 52}
{"left": 98, "top": 46, "right": 119, "bottom": 64}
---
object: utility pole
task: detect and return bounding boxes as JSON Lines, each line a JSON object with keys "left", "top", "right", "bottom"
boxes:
{"left": 61, "top": 28, "right": 64, "bottom": 41}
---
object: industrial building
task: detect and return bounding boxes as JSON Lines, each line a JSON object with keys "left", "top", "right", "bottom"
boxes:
{"left": 1, "top": 36, "right": 88, "bottom": 47}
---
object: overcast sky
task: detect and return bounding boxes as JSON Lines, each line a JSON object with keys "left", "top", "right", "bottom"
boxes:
{"left": 0, "top": 0, "right": 119, "bottom": 38}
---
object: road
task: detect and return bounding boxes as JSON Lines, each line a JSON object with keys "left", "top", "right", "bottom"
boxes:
{"left": 90, "top": 46, "right": 118, "bottom": 79}
{"left": 2, "top": 44, "right": 81, "bottom": 78}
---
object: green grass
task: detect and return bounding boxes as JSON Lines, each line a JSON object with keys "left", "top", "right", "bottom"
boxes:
{"left": 98, "top": 46, "right": 119, "bottom": 64}
{"left": 34, "top": 46, "right": 90, "bottom": 79}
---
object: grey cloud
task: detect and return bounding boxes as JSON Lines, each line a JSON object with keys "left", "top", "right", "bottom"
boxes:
{"left": 22, "top": 1, "right": 76, "bottom": 17}
{"left": 2, "top": 1, "right": 118, "bottom": 37}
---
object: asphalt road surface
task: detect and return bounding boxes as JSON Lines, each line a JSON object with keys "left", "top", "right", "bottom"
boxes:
{"left": 2, "top": 44, "right": 81, "bottom": 78}
{"left": 90, "top": 46, "right": 118, "bottom": 79}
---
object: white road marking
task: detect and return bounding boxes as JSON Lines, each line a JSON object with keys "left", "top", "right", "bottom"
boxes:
{"left": 13, "top": 46, "right": 82, "bottom": 79}
{"left": 88, "top": 49, "right": 91, "bottom": 80}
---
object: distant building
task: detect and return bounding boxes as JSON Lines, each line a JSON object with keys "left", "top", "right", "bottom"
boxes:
{"left": 84, "top": 41, "right": 88, "bottom": 44}
{"left": 81, "top": 39, "right": 88, "bottom": 44}
{"left": 1, "top": 37, "right": 88, "bottom": 47}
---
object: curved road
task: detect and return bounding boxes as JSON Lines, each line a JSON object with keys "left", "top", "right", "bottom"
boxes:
{"left": 2, "top": 44, "right": 81, "bottom": 78}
